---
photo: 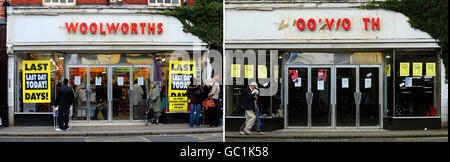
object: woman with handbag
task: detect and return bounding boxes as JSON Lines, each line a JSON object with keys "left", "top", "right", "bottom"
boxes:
{"left": 187, "top": 79, "right": 204, "bottom": 128}
{"left": 202, "top": 80, "right": 213, "bottom": 126}
{"left": 207, "top": 76, "right": 221, "bottom": 127}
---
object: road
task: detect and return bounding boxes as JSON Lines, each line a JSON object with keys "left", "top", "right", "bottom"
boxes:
{"left": 0, "top": 133, "right": 223, "bottom": 142}
{"left": 226, "top": 136, "right": 448, "bottom": 142}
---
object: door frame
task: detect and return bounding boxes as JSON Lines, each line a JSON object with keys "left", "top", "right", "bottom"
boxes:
{"left": 284, "top": 65, "right": 309, "bottom": 129}
{"left": 284, "top": 64, "right": 334, "bottom": 129}
{"left": 110, "top": 65, "right": 133, "bottom": 123}
{"left": 358, "top": 64, "right": 383, "bottom": 129}
{"left": 285, "top": 64, "right": 383, "bottom": 129}
{"left": 67, "top": 64, "right": 153, "bottom": 123}
{"left": 67, "top": 65, "right": 110, "bottom": 123}
{"left": 334, "top": 65, "right": 359, "bottom": 129}
{"left": 130, "top": 64, "right": 153, "bottom": 123}
{"left": 309, "top": 65, "right": 334, "bottom": 129}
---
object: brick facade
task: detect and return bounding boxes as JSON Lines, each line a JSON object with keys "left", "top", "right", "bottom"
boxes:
{"left": 9, "top": 0, "right": 194, "bottom": 6}
{"left": 0, "top": 0, "right": 5, "bottom": 18}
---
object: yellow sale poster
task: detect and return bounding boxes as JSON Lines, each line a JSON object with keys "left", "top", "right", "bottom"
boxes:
{"left": 231, "top": 64, "right": 241, "bottom": 78}
{"left": 258, "top": 65, "right": 268, "bottom": 79}
{"left": 168, "top": 61, "right": 195, "bottom": 113}
{"left": 22, "top": 60, "right": 51, "bottom": 103}
{"left": 426, "top": 62, "right": 436, "bottom": 77}
{"left": 384, "top": 64, "right": 391, "bottom": 77}
{"left": 413, "top": 62, "right": 423, "bottom": 76}
{"left": 399, "top": 62, "right": 410, "bottom": 77}
{"left": 244, "top": 65, "right": 254, "bottom": 78}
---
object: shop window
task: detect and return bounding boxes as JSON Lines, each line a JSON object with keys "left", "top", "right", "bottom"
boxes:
{"left": 15, "top": 53, "right": 65, "bottom": 113}
{"left": 394, "top": 50, "right": 440, "bottom": 117}
{"left": 148, "top": 0, "right": 180, "bottom": 7}
{"left": 287, "top": 52, "right": 334, "bottom": 65}
{"left": 384, "top": 51, "right": 394, "bottom": 117}
{"left": 334, "top": 52, "right": 382, "bottom": 65}
{"left": 225, "top": 50, "right": 283, "bottom": 118}
{"left": 42, "top": 0, "right": 76, "bottom": 7}
{"left": 67, "top": 54, "right": 154, "bottom": 65}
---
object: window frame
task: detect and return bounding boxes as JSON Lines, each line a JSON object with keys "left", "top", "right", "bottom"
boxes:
{"left": 148, "top": 0, "right": 181, "bottom": 7}
{"left": 42, "top": 0, "right": 76, "bottom": 7}
{"left": 391, "top": 49, "right": 441, "bottom": 119}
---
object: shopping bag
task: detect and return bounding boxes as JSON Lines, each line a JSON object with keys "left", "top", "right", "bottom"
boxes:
{"left": 69, "top": 105, "right": 73, "bottom": 118}
{"left": 53, "top": 106, "right": 59, "bottom": 117}
{"left": 202, "top": 97, "right": 215, "bottom": 110}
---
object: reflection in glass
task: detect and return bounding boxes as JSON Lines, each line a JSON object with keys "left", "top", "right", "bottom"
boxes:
{"left": 394, "top": 51, "right": 439, "bottom": 117}
{"left": 336, "top": 68, "right": 357, "bottom": 127}
{"left": 133, "top": 67, "right": 151, "bottom": 120}
{"left": 113, "top": 67, "right": 131, "bottom": 120}
{"left": 311, "top": 68, "right": 332, "bottom": 126}
{"left": 360, "top": 67, "right": 380, "bottom": 126}
{"left": 90, "top": 67, "right": 108, "bottom": 121}
{"left": 69, "top": 67, "right": 88, "bottom": 120}
{"left": 287, "top": 68, "right": 308, "bottom": 126}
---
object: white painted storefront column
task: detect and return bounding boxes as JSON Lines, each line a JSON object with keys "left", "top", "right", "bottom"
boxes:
{"left": 7, "top": 54, "right": 14, "bottom": 126}
{"left": 441, "top": 59, "right": 448, "bottom": 128}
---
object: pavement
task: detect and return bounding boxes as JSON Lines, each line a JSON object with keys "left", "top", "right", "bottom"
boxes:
{"left": 226, "top": 129, "right": 448, "bottom": 140}
{"left": 0, "top": 123, "right": 223, "bottom": 136}
{"left": 0, "top": 133, "right": 223, "bottom": 142}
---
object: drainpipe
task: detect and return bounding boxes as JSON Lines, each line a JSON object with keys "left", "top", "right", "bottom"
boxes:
{"left": 2, "top": 0, "right": 9, "bottom": 22}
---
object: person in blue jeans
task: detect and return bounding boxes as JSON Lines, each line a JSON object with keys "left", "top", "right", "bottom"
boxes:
{"left": 187, "top": 79, "right": 204, "bottom": 128}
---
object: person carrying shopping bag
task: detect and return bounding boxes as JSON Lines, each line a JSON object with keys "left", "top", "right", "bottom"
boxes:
{"left": 53, "top": 79, "right": 75, "bottom": 131}
{"left": 207, "top": 76, "right": 221, "bottom": 127}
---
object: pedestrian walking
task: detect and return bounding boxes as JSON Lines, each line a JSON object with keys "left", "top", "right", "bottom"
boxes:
{"left": 187, "top": 78, "right": 204, "bottom": 128}
{"left": 241, "top": 82, "right": 258, "bottom": 135}
{"left": 53, "top": 79, "right": 75, "bottom": 131}
{"left": 149, "top": 82, "right": 162, "bottom": 125}
{"left": 207, "top": 75, "right": 221, "bottom": 127}
{"left": 239, "top": 82, "right": 265, "bottom": 135}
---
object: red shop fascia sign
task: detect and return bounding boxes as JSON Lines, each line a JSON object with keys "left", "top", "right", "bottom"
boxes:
{"left": 65, "top": 22, "right": 164, "bottom": 35}
{"left": 295, "top": 17, "right": 381, "bottom": 31}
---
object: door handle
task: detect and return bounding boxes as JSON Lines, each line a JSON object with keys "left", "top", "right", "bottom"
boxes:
{"left": 306, "top": 92, "right": 314, "bottom": 105}
{"left": 128, "top": 89, "right": 133, "bottom": 100}
{"left": 354, "top": 92, "right": 361, "bottom": 105}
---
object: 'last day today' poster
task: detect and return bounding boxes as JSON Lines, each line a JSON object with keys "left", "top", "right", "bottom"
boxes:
{"left": 168, "top": 61, "right": 195, "bottom": 112}
{"left": 22, "top": 60, "right": 51, "bottom": 103}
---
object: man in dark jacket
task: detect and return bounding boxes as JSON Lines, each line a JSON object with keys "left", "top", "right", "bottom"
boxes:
{"left": 241, "top": 82, "right": 258, "bottom": 135}
{"left": 53, "top": 79, "right": 75, "bottom": 131}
